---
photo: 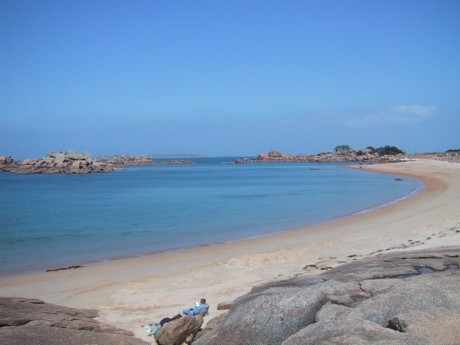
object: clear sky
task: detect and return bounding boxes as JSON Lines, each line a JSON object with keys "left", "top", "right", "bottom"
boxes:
{"left": 1, "top": 0, "right": 459, "bottom": 158}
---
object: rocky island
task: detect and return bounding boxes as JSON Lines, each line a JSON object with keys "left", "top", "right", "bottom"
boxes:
{"left": 236, "top": 146, "right": 460, "bottom": 165}
{"left": 0, "top": 151, "right": 195, "bottom": 174}
{"left": 98, "top": 155, "right": 156, "bottom": 166}
{"left": 0, "top": 151, "right": 114, "bottom": 174}
{"left": 236, "top": 145, "right": 408, "bottom": 164}
{"left": 98, "top": 155, "right": 195, "bottom": 167}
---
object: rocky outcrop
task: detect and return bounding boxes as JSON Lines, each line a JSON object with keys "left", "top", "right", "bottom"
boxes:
{"left": 0, "top": 156, "right": 15, "bottom": 172}
{"left": 158, "top": 160, "right": 195, "bottom": 165}
{"left": 194, "top": 247, "right": 460, "bottom": 345}
{"left": 1, "top": 152, "right": 196, "bottom": 174}
{"left": 99, "top": 155, "right": 195, "bottom": 166}
{"left": 5, "top": 151, "right": 114, "bottom": 174}
{"left": 236, "top": 149, "right": 406, "bottom": 164}
{"left": 98, "top": 155, "right": 155, "bottom": 166}
{"left": 256, "top": 151, "right": 300, "bottom": 162}
{"left": 154, "top": 315, "right": 204, "bottom": 345}
{"left": 0, "top": 297, "right": 149, "bottom": 345}
{"left": 193, "top": 312, "right": 228, "bottom": 344}
{"left": 216, "top": 301, "right": 233, "bottom": 310}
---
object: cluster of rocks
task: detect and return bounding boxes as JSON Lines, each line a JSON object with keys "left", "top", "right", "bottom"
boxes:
{"left": 0, "top": 297, "right": 149, "bottom": 345}
{"left": 157, "top": 160, "right": 195, "bottom": 165}
{"left": 2, "top": 151, "right": 114, "bottom": 174}
{"left": 194, "top": 247, "right": 460, "bottom": 345}
{"left": 235, "top": 151, "right": 306, "bottom": 164}
{"left": 0, "top": 156, "right": 15, "bottom": 172}
{"left": 0, "top": 152, "right": 196, "bottom": 174}
{"left": 0, "top": 296, "right": 206, "bottom": 345}
{"left": 236, "top": 149, "right": 406, "bottom": 164}
{"left": 98, "top": 155, "right": 155, "bottom": 166}
{"left": 98, "top": 155, "right": 195, "bottom": 167}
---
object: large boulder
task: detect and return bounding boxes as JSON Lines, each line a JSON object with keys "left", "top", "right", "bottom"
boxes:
{"left": 195, "top": 247, "right": 460, "bottom": 345}
{"left": 203, "top": 279, "right": 364, "bottom": 345}
{"left": 282, "top": 319, "right": 427, "bottom": 345}
{"left": 0, "top": 297, "right": 148, "bottom": 345}
{"left": 193, "top": 312, "right": 228, "bottom": 344}
{"left": 154, "top": 315, "right": 204, "bottom": 345}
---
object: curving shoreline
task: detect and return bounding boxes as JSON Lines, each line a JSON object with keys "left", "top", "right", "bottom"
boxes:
{"left": 0, "top": 159, "right": 459, "bottom": 342}
{"left": 0, "top": 160, "right": 421, "bottom": 275}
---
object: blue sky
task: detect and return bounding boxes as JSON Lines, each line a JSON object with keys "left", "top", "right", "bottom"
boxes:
{"left": 1, "top": 0, "right": 459, "bottom": 158}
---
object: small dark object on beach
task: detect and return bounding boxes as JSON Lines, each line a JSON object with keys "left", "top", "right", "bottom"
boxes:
{"left": 46, "top": 265, "right": 84, "bottom": 272}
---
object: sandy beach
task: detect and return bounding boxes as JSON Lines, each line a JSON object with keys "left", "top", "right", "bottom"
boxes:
{"left": 1, "top": 159, "right": 459, "bottom": 342}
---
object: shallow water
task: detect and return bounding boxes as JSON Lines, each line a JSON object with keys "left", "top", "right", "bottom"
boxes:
{"left": 0, "top": 158, "right": 423, "bottom": 273}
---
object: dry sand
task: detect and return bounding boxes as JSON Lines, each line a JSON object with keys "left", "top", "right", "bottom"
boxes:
{"left": 0, "top": 159, "right": 459, "bottom": 342}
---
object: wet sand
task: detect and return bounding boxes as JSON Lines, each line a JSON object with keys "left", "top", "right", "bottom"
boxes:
{"left": 0, "top": 159, "right": 459, "bottom": 342}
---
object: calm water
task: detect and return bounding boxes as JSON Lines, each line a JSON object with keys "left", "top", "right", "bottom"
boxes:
{"left": 0, "top": 158, "right": 423, "bottom": 274}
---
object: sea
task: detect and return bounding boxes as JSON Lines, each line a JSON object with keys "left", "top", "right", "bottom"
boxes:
{"left": 0, "top": 158, "right": 424, "bottom": 274}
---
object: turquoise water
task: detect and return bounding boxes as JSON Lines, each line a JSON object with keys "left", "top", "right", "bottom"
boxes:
{"left": 0, "top": 158, "right": 423, "bottom": 274}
